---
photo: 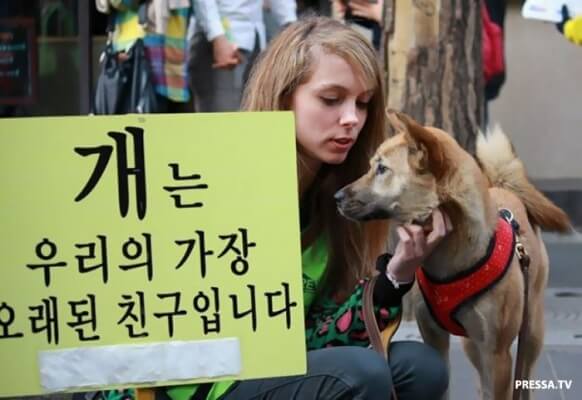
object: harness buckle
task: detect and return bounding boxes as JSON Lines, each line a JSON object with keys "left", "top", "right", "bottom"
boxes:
{"left": 500, "top": 208, "right": 514, "bottom": 223}
{"left": 515, "top": 241, "right": 530, "bottom": 269}
{"left": 500, "top": 208, "right": 520, "bottom": 232}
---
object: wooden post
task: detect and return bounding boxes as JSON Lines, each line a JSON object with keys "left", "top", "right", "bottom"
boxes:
{"left": 382, "top": 0, "right": 483, "bottom": 154}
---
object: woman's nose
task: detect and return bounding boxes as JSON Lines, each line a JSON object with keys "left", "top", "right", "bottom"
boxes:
{"left": 339, "top": 102, "right": 359, "bottom": 127}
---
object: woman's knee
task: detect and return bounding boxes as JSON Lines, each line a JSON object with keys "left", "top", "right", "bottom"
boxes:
{"left": 389, "top": 341, "right": 449, "bottom": 396}
{"left": 308, "top": 347, "right": 393, "bottom": 397}
{"left": 343, "top": 347, "right": 393, "bottom": 392}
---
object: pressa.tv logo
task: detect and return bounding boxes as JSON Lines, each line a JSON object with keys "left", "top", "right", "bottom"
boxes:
{"left": 514, "top": 379, "right": 573, "bottom": 390}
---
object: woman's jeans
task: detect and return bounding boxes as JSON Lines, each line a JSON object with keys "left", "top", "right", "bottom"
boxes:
{"left": 221, "top": 341, "right": 448, "bottom": 400}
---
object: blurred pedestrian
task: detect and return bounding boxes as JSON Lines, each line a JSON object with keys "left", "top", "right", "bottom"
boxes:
{"left": 95, "top": 0, "right": 192, "bottom": 113}
{"left": 189, "top": 0, "right": 296, "bottom": 112}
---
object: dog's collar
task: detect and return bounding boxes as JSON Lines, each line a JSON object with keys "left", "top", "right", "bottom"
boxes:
{"left": 416, "top": 213, "right": 516, "bottom": 336}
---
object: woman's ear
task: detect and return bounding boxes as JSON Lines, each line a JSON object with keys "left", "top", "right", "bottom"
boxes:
{"left": 394, "top": 112, "right": 449, "bottom": 181}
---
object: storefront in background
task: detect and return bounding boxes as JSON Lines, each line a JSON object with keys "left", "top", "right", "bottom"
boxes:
{"left": 1, "top": 0, "right": 107, "bottom": 117}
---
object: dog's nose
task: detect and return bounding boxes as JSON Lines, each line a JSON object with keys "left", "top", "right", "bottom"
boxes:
{"left": 334, "top": 189, "right": 346, "bottom": 204}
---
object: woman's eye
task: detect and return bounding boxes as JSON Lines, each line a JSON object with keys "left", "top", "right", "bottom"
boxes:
{"left": 321, "top": 97, "right": 340, "bottom": 106}
{"left": 356, "top": 100, "right": 369, "bottom": 109}
{"left": 376, "top": 164, "right": 389, "bottom": 175}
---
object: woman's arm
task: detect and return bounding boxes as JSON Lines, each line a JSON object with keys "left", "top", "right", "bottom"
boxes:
{"left": 305, "top": 208, "right": 452, "bottom": 350}
{"left": 305, "top": 270, "right": 412, "bottom": 350}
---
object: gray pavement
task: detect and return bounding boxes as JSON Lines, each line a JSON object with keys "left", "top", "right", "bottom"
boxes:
{"left": 544, "top": 232, "right": 582, "bottom": 288}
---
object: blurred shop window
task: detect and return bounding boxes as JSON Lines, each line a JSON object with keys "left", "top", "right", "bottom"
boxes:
{"left": 39, "top": 0, "right": 78, "bottom": 76}
{"left": 0, "top": 0, "right": 38, "bottom": 117}
{"left": 1, "top": 0, "right": 120, "bottom": 117}
{"left": 35, "top": 0, "right": 80, "bottom": 116}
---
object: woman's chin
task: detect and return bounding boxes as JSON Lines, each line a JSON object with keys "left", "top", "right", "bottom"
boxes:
{"left": 322, "top": 153, "right": 349, "bottom": 165}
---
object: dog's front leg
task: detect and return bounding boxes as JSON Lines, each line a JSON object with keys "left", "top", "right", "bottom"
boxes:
{"left": 415, "top": 299, "right": 451, "bottom": 400}
{"left": 468, "top": 343, "right": 512, "bottom": 400}
{"left": 462, "top": 338, "right": 506, "bottom": 400}
{"left": 459, "top": 304, "right": 514, "bottom": 400}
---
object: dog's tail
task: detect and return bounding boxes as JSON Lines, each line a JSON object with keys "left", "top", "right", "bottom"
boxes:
{"left": 476, "top": 126, "right": 571, "bottom": 233}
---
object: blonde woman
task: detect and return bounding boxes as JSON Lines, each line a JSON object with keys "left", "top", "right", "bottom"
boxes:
{"left": 161, "top": 17, "right": 451, "bottom": 400}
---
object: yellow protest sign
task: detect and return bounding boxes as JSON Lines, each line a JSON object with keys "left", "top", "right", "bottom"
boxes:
{"left": 0, "top": 113, "right": 305, "bottom": 397}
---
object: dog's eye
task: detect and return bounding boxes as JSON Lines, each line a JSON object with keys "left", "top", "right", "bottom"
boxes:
{"left": 376, "top": 164, "right": 389, "bottom": 175}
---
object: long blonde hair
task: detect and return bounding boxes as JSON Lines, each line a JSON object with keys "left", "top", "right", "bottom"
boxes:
{"left": 242, "top": 17, "right": 389, "bottom": 300}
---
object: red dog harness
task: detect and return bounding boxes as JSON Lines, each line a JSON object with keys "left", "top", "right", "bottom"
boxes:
{"left": 416, "top": 215, "right": 516, "bottom": 336}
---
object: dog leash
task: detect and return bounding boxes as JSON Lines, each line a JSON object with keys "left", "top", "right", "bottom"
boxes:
{"left": 512, "top": 237, "right": 531, "bottom": 400}
{"left": 500, "top": 210, "right": 531, "bottom": 400}
{"left": 363, "top": 275, "right": 400, "bottom": 400}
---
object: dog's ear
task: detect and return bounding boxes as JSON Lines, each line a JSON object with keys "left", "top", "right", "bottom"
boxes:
{"left": 395, "top": 112, "right": 448, "bottom": 180}
{"left": 386, "top": 109, "right": 407, "bottom": 134}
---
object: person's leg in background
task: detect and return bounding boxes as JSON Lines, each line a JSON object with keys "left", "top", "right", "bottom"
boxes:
{"left": 241, "top": 34, "right": 260, "bottom": 91}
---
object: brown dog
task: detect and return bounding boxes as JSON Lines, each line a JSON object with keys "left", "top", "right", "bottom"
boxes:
{"left": 336, "top": 111, "right": 571, "bottom": 400}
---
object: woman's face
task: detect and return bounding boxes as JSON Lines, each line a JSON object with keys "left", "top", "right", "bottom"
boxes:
{"left": 291, "top": 49, "right": 374, "bottom": 171}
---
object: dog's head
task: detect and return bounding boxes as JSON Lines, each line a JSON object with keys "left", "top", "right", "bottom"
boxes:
{"left": 336, "top": 110, "right": 451, "bottom": 224}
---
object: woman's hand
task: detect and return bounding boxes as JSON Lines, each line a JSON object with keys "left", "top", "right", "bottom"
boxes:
{"left": 212, "top": 35, "right": 242, "bottom": 69}
{"left": 348, "top": 0, "right": 384, "bottom": 24}
{"left": 386, "top": 208, "right": 453, "bottom": 283}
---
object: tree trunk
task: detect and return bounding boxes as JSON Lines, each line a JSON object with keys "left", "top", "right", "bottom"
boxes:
{"left": 382, "top": 0, "right": 483, "bottom": 154}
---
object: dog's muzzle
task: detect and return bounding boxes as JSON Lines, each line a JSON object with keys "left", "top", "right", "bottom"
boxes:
{"left": 334, "top": 188, "right": 347, "bottom": 205}
{"left": 334, "top": 188, "right": 350, "bottom": 215}
{"left": 334, "top": 188, "right": 392, "bottom": 221}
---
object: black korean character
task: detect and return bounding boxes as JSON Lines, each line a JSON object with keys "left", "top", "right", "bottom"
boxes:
{"left": 0, "top": 302, "right": 24, "bottom": 339}
{"left": 67, "top": 294, "right": 100, "bottom": 341}
{"left": 217, "top": 228, "right": 256, "bottom": 276}
{"left": 265, "top": 282, "right": 298, "bottom": 330}
{"left": 153, "top": 292, "right": 186, "bottom": 338}
{"left": 163, "top": 163, "right": 208, "bottom": 208}
{"left": 119, "top": 233, "right": 153, "bottom": 281}
{"left": 75, "top": 235, "right": 109, "bottom": 284}
{"left": 229, "top": 285, "right": 257, "bottom": 332}
{"left": 117, "top": 291, "right": 148, "bottom": 338}
{"left": 192, "top": 287, "right": 220, "bottom": 334}
{"left": 29, "top": 296, "right": 59, "bottom": 345}
{"left": 75, "top": 126, "right": 147, "bottom": 219}
{"left": 26, "top": 238, "right": 67, "bottom": 287}
{"left": 174, "top": 230, "right": 214, "bottom": 278}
